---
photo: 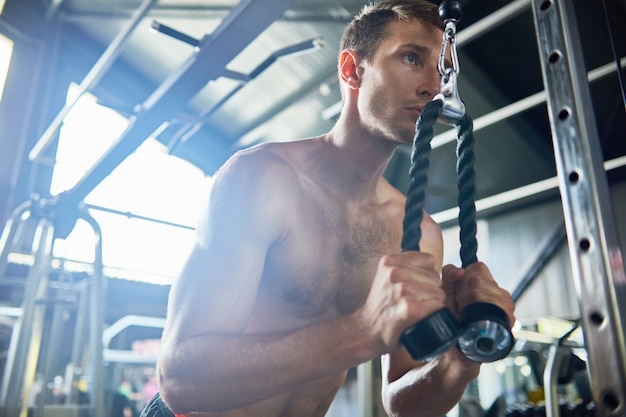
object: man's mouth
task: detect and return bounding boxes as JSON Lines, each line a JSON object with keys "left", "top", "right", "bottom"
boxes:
{"left": 407, "top": 106, "right": 425, "bottom": 118}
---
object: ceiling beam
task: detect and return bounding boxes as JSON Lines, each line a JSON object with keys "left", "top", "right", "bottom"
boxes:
{"left": 52, "top": 0, "right": 299, "bottom": 236}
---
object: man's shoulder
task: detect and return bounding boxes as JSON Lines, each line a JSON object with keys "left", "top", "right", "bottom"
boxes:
{"left": 207, "top": 141, "right": 313, "bottom": 210}
{"left": 219, "top": 140, "right": 309, "bottom": 184}
{"left": 232, "top": 141, "right": 299, "bottom": 167}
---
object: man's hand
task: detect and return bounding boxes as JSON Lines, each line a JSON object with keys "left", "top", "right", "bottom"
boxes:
{"left": 442, "top": 262, "right": 516, "bottom": 330}
{"left": 357, "top": 251, "right": 447, "bottom": 356}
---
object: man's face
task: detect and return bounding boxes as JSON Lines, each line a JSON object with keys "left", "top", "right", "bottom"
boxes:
{"left": 357, "top": 19, "right": 443, "bottom": 144}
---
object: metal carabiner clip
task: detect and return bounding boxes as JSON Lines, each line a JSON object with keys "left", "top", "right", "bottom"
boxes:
{"left": 434, "top": 21, "right": 465, "bottom": 125}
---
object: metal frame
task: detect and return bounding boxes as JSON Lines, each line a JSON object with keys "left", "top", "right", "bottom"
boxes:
{"left": 0, "top": 199, "right": 105, "bottom": 417}
{"left": 101, "top": 315, "right": 166, "bottom": 364}
{"left": 45, "top": 0, "right": 299, "bottom": 233}
{"left": 427, "top": 57, "right": 626, "bottom": 150}
{"left": 2, "top": 1, "right": 302, "bottom": 415}
{"left": 29, "top": 0, "right": 159, "bottom": 163}
{"left": 432, "top": 155, "right": 626, "bottom": 225}
{"left": 5, "top": 0, "right": 624, "bottom": 415}
{"left": 531, "top": 0, "right": 626, "bottom": 414}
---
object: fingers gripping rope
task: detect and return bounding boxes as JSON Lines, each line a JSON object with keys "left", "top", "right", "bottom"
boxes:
{"left": 400, "top": 99, "right": 515, "bottom": 363}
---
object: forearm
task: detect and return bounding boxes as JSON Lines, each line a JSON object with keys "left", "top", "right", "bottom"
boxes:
{"left": 158, "top": 313, "right": 377, "bottom": 414}
{"left": 382, "top": 350, "right": 480, "bottom": 417}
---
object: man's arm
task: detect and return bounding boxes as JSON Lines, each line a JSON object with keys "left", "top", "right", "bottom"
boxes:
{"left": 158, "top": 149, "right": 456, "bottom": 414}
{"left": 157, "top": 150, "right": 379, "bottom": 414}
{"left": 381, "top": 216, "right": 515, "bottom": 417}
{"left": 382, "top": 343, "right": 481, "bottom": 417}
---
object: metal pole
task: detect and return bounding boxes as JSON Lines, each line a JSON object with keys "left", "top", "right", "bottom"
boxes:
{"left": 68, "top": 280, "right": 90, "bottom": 405}
{"left": 531, "top": 1, "right": 626, "bottom": 415}
{"left": 511, "top": 223, "right": 566, "bottom": 303}
{"left": 0, "top": 213, "right": 54, "bottom": 416}
{"left": 356, "top": 362, "right": 374, "bottom": 417}
{"left": 28, "top": 0, "right": 159, "bottom": 163}
{"left": 0, "top": 201, "right": 31, "bottom": 282}
{"left": 456, "top": 0, "right": 530, "bottom": 46}
{"left": 427, "top": 57, "right": 625, "bottom": 149}
{"left": 431, "top": 155, "right": 626, "bottom": 225}
{"left": 81, "top": 211, "right": 105, "bottom": 417}
{"left": 543, "top": 324, "right": 580, "bottom": 417}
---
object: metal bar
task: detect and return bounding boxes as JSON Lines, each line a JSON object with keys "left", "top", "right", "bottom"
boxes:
{"left": 0, "top": 201, "right": 30, "bottom": 283}
{"left": 28, "top": 0, "right": 159, "bottom": 162}
{"left": 0, "top": 215, "right": 54, "bottom": 415}
{"left": 511, "top": 223, "right": 566, "bottom": 303}
{"left": 431, "top": 155, "right": 626, "bottom": 225}
{"left": 56, "top": 0, "right": 299, "bottom": 213}
{"left": 543, "top": 346, "right": 567, "bottom": 417}
{"left": 531, "top": 1, "right": 626, "bottom": 415}
{"left": 427, "top": 57, "right": 626, "bottom": 149}
{"left": 456, "top": 0, "right": 531, "bottom": 46}
{"left": 170, "top": 37, "right": 322, "bottom": 149}
{"left": 68, "top": 281, "right": 89, "bottom": 405}
{"left": 102, "top": 349, "right": 159, "bottom": 364}
{"left": 356, "top": 362, "right": 374, "bottom": 417}
{"left": 544, "top": 324, "right": 580, "bottom": 417}
{"left": 235, "top": 69, "right": 339, "bottom": 147}
{"left": 151, "top": 20, "right": 200, "bottom": 47}
{"left": 85, "top": 203, "right": 195, "bottom": 230}
{"left": 102, "top": 315, "right": 166, "bottom": 349}
{"left": 81, "top": 211, "right": 105, "bottom": 417}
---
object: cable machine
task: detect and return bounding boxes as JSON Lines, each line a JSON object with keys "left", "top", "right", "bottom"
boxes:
{"left": 402, "top": 0, "right": 625, "bottom": 414}
{"left": 530, "top": 1, "right": 626, "bottom": 415}
{"left": 0, "top": 198, "right": 105, "bottom": 417}
{"left": 0, "top": 0, "right": 624, "bottom": 416}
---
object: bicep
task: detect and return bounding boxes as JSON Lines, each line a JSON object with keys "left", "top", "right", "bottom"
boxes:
{"left": 167, "top": 239, "right": 267, "bottom": 339}
{"left": 163, "top": 151, "right": 292, "bottom": 343}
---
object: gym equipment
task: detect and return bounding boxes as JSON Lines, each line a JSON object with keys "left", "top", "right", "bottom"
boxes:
{"left": 400, "top": 0, "right": 514, "bottom": 363}
{"left": 530, "top": 0, "right": 626, "bottom": 413}
{"left": 0, "top": 197, "right": 105, "bottom": 417}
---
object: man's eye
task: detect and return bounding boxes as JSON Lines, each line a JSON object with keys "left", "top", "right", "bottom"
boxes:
{"left": 403, "top": 54, "right": 417, "bottom": 65}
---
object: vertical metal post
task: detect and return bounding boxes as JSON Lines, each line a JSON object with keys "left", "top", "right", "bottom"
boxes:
{"left": 531, "top": 1, "right": 626, "bottom": 415}
{"left": 356, "top": 362, "right": 374, "bottom": 417}
{"left": 0, "top": 202, "right": 31, "bottom": 282}
{"left": 68, "top": 280, "right": 90, "bottom": 405}
{"left": 0, "top": 211, "right": 54, "bottom": 417}
{"left": 0, "top": 203, "right": 105, "bottom": 417}
{"left": 81, "top": 211, "right": 105, "bottom": 417}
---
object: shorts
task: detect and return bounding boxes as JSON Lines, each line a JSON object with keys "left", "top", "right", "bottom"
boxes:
{"left": 140, "top": 392, "right": 186, "bottom": 417}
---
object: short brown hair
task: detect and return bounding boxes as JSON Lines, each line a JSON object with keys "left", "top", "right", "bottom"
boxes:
{"left": 340, "top": 0, "right": 443, "bottom": 63}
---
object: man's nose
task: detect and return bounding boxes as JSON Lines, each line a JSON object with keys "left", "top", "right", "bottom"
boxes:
{"left": 418, "top": 66, "right": 441, "bottom": 98}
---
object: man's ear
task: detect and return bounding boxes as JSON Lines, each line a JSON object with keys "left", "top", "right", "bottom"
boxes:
{"left": 339, "top": 50, "right": 361, "bottom": 89}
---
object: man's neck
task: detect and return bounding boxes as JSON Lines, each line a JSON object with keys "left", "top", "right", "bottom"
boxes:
{"left": 312, "top": 117, "right": 399, "bottom": 202}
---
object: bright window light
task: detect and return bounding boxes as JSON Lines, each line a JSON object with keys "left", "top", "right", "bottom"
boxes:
{"left": 51, "top": 83, "right": 210, "bottom": 285}
{"left": 0, "top": 33, "right": 14, "bottom": 103}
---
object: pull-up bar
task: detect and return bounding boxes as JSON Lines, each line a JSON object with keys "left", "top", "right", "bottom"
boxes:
{"left": 28, "top": 0, "right": 159, "bottom": 163}
{"left": 46, "top": 0, "right": 299, "bottom": 238}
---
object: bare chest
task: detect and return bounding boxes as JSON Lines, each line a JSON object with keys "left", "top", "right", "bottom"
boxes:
{"left": 249, "top": 201, "right": 403, "bottom": 331}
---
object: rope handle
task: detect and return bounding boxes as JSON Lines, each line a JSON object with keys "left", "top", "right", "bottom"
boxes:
{"left": 401, "top": 99, "right": 478, "bottom": 268}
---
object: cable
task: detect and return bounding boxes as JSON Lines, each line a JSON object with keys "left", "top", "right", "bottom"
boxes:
{"left": 601, "top": 0, "right": 626, "bottom": 111}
